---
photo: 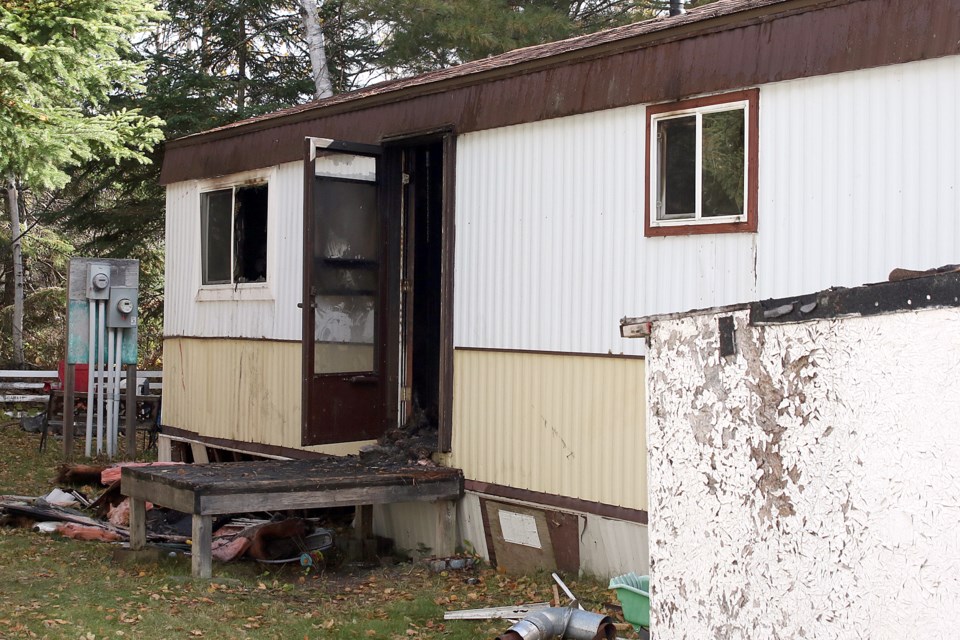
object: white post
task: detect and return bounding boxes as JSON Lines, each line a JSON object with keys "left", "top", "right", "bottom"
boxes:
{"left": 85, "top": 300, "right": 96, "bottom": 458}
{"left": 96, "top": 300, "right": 106, "bottom": 454}
{"left": 105, "top": 327, "right": 115, "bottom": 458}
{"left": 111, "top": 328, "right": 123, "bottom": 455}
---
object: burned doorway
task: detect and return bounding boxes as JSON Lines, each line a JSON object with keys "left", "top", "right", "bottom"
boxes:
{"left": 302, "top": 135, "right": 454, "bottom": 450}
{"left": 396, "top": 136, "right": 454, "bottom": 451}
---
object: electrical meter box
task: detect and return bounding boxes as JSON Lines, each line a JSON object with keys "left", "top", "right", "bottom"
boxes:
{"left": 66, "top": 257, "right": 140, "bottom": 364}
{"left": 86, "top": 263, "right": 111, "bottom": 300}
{"left": 106, "top": 287, "right": 138, "bottom": 328}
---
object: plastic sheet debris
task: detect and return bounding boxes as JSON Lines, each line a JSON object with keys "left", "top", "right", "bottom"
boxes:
{"left": 44, "top": 488, "right": 79, "bottom": 507}
{"left": 57, "top": 522, "right": 124, "bottom": 542}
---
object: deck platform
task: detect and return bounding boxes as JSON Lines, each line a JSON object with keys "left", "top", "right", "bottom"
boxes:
{"left": 121, "top": 458, "right": 464, "bottom": 577}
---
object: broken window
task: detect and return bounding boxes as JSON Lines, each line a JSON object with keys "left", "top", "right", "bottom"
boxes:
{"left": 201, "top": 184, "right": 269, "bottom": 285}
{"left": 647, "top": 89, "right": 758, "bottom": 236}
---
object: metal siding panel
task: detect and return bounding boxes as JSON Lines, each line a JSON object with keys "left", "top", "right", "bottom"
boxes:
{"left": 164, "top": 162, "right": 303, "bottom": 340}
{"left": 758, "top": 55, "right": 960, "bottom": 298}
{"left": 454, "top": 107, "right": 647, "bottom": 354}
{"left": 449, "top": 350, "right": 647, "bottom": 512}
{"left": 578, "top": 515, "right": 650, "bottom": 578}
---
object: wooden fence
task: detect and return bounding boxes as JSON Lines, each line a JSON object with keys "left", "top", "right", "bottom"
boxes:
{"left": 0, "top": 370, "right": 163, "bottom": 407}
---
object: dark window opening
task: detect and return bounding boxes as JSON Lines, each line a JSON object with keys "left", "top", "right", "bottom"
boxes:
{"left": 200, "top": 183, "right": 268, "bottom": 285}
{"left": 201, "top": 189, "right": 233, "bottom": 285}
{"left": 235, "top": 184, "right": 269, "bottom": 283}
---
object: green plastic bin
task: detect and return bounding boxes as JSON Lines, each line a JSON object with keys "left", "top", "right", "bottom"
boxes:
{"left": 609, "top": 572, "right": 650, "bottom": 629}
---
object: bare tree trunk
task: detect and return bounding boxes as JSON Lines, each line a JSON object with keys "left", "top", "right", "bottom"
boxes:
{"left": 237, "top": 15, "right": 247, "bottom": 116}
{"left": 297, "top": 0, "right": 334, "bottom": 99}
{"left": 5, "top": 175, "right": 24, "bottom": 367}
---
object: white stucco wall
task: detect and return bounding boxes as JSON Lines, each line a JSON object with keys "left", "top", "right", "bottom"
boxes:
{"left": 646, "top": 305, "right": 960, "bottom": 639}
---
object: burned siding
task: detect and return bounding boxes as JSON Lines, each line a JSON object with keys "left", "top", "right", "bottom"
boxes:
{"left": 644, "top": 304, "right": 960, "bottom": 638}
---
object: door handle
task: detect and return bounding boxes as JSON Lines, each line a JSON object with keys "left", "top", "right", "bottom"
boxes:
{"left": 297, "top": 301, "right": 316, "bottom": 309}
{"left": 346, "top": 374, "right": 377, "bottom": 384}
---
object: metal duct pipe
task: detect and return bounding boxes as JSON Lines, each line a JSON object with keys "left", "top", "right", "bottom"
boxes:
{"left": 496, "top": 608, "right": 616, "bottom": 640}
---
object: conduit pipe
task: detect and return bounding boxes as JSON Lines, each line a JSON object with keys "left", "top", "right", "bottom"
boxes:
{"left": 84, "top": 300, "right": 96, "bottom": 457}
{"left": 105, "top": 327, "right": 115, "bottom": 457}
{"left": 95, "top": 300, "right": 106, "bottom": 454}
{"left": 496, "top": 608, "right": 616, "bottom": 640}
{"left": 111, "top": 328, "right": 123, "bottom": 456}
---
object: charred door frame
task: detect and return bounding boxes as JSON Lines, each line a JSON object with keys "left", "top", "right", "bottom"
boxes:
{"left": 301, "top": 137, "right": 392, "bottom": 446}
{"left": 382, "top": 129, "right": 456, "bottom": 452}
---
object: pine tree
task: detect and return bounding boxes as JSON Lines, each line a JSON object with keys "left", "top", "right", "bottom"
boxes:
{"left": 358, "top": 0, "right": 661, "bottom": 77}
{"left": 0, "top": 0, "right": 165, "bottom": 366}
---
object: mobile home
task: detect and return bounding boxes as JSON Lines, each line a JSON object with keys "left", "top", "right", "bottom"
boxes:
{"left": 159, "top": 0, "right": 960, "bottom": 576}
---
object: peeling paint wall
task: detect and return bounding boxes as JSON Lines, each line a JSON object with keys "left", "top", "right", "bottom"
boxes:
{"left": 646, "top": 307, "right": 960, "bottom": 639}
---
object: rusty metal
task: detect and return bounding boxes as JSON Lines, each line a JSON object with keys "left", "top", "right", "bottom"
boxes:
{"left": 161, "top": 0, "right": 960, "bottom": 185}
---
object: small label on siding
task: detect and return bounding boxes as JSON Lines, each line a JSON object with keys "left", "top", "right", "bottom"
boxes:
{"left": 498, "top": 510, "right": 542, "bottom": 548}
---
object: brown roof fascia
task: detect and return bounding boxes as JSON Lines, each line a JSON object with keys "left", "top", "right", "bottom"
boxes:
{"left": 165, "top": 0, "right": 819, "bottom": 151}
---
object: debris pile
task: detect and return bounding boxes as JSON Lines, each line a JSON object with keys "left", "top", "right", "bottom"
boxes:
{"left": 360, "top": 401, "right": 438, "bottom": 465}
{"left": 0, "top": 462, "right": 334, "bottom": 568}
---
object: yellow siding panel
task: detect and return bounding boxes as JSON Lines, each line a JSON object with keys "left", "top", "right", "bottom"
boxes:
{"left": 448, "top": 350, "right": 647, "bottom": 511}
{"left": 163, "top": 337, "right": 372, "bottom": 455}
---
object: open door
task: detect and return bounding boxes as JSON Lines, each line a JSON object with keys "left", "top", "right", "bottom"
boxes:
{"left": 302, "top": 137, "right": 389, "bottom": 445}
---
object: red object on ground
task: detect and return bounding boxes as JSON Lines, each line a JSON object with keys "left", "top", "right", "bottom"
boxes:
{"left": 101, "top": 461, "right": 185, "bottom": 485}
{"left": 107, "top": 498, "right": 153, "bottom": 527}
{"left": 57, "top": 360, "right": 89, "bottom": 391}
{"left": 56, "top": 523, "right": 123, "bottom": 542}
{"left": 211, "top": 537, "right": 252, "bottom": 562}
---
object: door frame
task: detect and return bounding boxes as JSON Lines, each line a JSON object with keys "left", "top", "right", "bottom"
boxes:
{"left": 300, "top": 133, "right": 456, "bottom": 451}
{"left": 381, "top": 130, "right": 457, "bottom": 452}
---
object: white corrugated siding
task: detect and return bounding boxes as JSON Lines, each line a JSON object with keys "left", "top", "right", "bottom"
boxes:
{"left": 165, "top": 161, "right": 304, "bottom": 340}
{"left": 758, "top": 55, "right": 960, "bottom": 298}
{"left": 454, "top": 107, "right": 648, "bottom": 354}
{"left": 455, "top": 55, "right": 960, "bottom": 349}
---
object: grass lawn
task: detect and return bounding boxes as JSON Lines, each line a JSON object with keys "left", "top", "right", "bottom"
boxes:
{"left": 0, "top": 421, "right": 629, "bottom": 639}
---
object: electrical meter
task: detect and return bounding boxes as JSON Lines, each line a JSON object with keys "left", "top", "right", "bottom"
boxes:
{"left": 106, "top": 287, "right": 138, "bottom": 328}
{"left": 86, "top": 264, "right": 111, "bottom": 300}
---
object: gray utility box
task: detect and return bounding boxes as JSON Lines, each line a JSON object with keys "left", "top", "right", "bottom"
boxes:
{"left": 106, "top": 286, "right": 138, "bottom": 329}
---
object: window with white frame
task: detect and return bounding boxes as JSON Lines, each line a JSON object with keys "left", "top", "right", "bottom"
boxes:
{"left": 646, "top": 89, "right": 758, "bottom": 236}
{"left": 200, "top": 183, "right": 269, "bottom": 285}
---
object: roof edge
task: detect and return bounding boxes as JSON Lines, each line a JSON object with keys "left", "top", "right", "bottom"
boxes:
{"left": 166, "top": 0, "right": 826, "bottom": 150}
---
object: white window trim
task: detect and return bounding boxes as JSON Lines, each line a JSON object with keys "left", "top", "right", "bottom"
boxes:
{"left": 649, "top": 99, "right": 750, "bottom": 229}
{"left": 195, "top": 167, "right": 277, "bottom": 301}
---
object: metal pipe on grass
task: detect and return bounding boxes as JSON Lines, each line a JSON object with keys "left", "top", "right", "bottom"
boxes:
{"left": 495, "top": 607, "right": 616, "bottom": 640}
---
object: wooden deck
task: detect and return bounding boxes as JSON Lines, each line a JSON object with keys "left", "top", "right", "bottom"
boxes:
{"left": 121, "top": 458, "right": 463, "bottom": 577}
